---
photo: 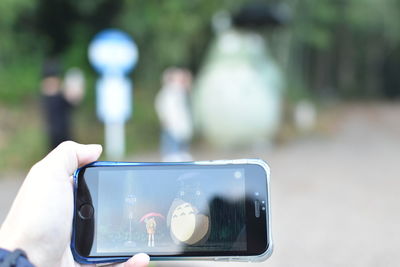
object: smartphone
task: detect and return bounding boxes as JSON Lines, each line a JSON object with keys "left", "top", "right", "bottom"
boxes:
{"left": 71, "top": 159, "right": 272, "bottom": 264}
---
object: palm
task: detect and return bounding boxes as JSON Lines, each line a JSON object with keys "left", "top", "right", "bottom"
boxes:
{"left": 0, "top": 142, "right": 148, "bottom": 267}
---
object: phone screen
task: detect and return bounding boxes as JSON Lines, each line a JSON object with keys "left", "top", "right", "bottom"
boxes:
{"left": 74, "top": 163, "right": 269, "bottom": 258}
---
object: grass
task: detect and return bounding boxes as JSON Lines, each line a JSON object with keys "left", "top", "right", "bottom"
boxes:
{"left": 0, "top": 87, "right": 161, "bottom": 172}
{"left": 0, "top": 102, "right": 47, "bottom": 171}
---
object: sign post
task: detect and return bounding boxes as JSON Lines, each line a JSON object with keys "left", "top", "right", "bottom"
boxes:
{"left": 88, "top": 29, "right": 138, "bottom": 159}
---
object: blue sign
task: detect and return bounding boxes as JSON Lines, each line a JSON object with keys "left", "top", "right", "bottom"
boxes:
{"left": 88, "top": 29, "right": 139, "bottom": 159}
{"left": 88, "top": 29, "right": 138, "bottom": 75}
{"left": 96, "top": 75, "right": 132, "bottom": 123}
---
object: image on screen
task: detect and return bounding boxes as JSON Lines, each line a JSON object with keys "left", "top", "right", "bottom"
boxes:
{"left": 94, "top": 167, "right": 247, "bottom": 254}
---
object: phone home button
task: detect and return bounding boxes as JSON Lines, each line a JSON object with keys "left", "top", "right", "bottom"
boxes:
{"left": 78, "top": 204, "right": 94, "bottom": 220}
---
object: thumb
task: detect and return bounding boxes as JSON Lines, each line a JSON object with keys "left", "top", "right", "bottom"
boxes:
{"left": 123, "top": 253, "right": 150, "bottom": 267}
{"left": 39, "top": 141, "right": 102, "bottom": 176}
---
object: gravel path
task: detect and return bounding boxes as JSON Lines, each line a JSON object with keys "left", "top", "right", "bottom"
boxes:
{"left": 1, "top": 103, "right": 399, "bottom": 266}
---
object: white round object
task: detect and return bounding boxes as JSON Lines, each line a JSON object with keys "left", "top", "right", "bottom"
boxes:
{"left": 194, "top": 30, "right": 283, "bottom": 147}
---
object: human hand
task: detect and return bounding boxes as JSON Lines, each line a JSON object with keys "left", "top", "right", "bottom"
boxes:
{"left": 0, "top": 141, "right": 149, "bottom": 267}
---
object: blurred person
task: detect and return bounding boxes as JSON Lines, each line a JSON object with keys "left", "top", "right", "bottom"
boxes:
{"left": 63, "top": 68, "right": 85, "bottom": 106}
{"left": 41, "top": 59, "right": 85, "bottom": 150}
{"left": 155, "top": 68, "right": 193, "bottom": 162}
{"left": 0, "top": 141, "right": 150, "bottom": 267}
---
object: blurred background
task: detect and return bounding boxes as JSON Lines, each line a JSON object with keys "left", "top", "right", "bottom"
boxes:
{"left": 1, "top": 0, "right": 400, "bottom": 266}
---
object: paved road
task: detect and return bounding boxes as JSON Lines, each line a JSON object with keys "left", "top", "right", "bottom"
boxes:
{"left": 1, "top": 103, "right": 399, "bottom": 266}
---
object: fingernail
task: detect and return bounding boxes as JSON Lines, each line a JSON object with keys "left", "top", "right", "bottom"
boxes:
{"left": 129, "top": 253, "right": 150, "bottom": 267}
{"left": 87, "top": 144, "right": 102, "bottom": 153}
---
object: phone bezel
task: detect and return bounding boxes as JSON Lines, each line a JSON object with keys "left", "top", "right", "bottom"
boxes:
{"left": 71, "top": 159, "right": 272, "bottom": 264}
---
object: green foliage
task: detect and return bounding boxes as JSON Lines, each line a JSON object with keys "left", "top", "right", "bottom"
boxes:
{"left": 0, "top": 57, "right": 41, "bottom": 103}
{"left": 0, "top": 0, "right": 34, "bottom": 32}
{"left": 347, "top": 0, "right": 400, "bottom": 45}
{"left": 290, "top": 0, "right": 400, "bottom": 50}
{"left": 294, "top": 0, "right": 339, "bottom": 49}
{"left": 119, "top": 0, "right": 246, "bottom": 88}
{"left": 1, "top": 0, "right": 400, "bottom": 103}
{"left": 0, "top": 104, "right": 46, "bottom": 170}
{"left": 2, "top": 0, "right": 400, "bottom": 170}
